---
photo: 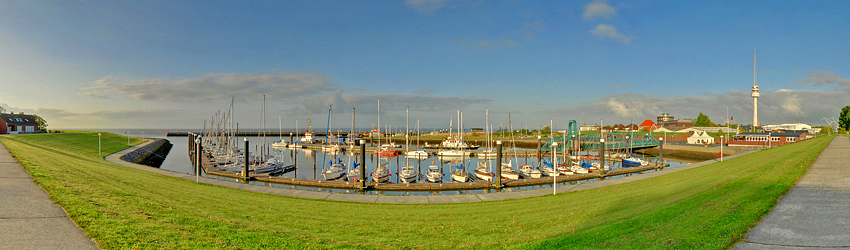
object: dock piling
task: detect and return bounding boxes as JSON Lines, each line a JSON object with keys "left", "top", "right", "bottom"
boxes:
{"left": 359, "top": 139, "right": 366, "bottom": 189}
{"left": 496, "top": 141, "right": 502, "bottom": 187}
{"left": 599, "top": 138, "right": 606, "bottom": 177}
{"left": 244, "top": 137, "right": 250, "bottom": 178}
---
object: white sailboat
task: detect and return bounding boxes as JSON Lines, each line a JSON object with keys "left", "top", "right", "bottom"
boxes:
{"left": 405, "top": 119, "right": 430, "bottom": 158}
{"left": 370, "top": 160, "right": 392, "bottom": 183}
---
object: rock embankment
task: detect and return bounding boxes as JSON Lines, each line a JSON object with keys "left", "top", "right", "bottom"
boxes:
{"left": 120, "top": 139, "right": 173, "bottom": 168}
{"left": 635, "top": 144, "right": 742, "bottom": 161}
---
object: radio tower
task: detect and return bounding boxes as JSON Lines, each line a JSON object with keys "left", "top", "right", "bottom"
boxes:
{"left": 751, "top": 48, "right": 759, "bottom": 129}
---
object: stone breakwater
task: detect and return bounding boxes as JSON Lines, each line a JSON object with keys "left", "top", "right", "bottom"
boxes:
{"left": 120, "top": 139, "right": 173, "bottom": 168}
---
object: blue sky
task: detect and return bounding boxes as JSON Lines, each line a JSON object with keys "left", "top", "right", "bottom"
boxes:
{"left": 1, "top": 0, "right": 849, "bottom": 130}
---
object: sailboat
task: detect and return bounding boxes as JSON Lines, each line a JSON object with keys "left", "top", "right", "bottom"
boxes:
{"left": 398, "top": 105, "right": 418, "bottom": 183}
{"left": 321, "top": 105, "right": 346, "bottom": 180}
{"left": 370, "top": 159, "right": 392, "bottom": 183}
{"left": 374, "top": 100, "right": 399, "bottom": 156}
{"left": 474, "top": 161, "right": 495, "bottom": 181}
{"left": 449, "top": 110, "right": 470, "bottom": 182}
{"left": 438, "top": 111, "right": 472, "bottom": 157}
{"left": 272, "top": 116, "right": 288, "bottom": 147}
{"left": 501, "top": 112, "right": 520, "bottom": 180}
{"left": 405, "top": 118, "right": 430, "bottom": 158}
{"left": 287, "top": 120, "right": 302, "bottom": 148}
{"left": 477, "top": 110, "right": 496, "bottom": 158}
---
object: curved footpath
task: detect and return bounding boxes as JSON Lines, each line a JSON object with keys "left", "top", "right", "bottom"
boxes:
{"left": 0, "top": 143, "right": 99, "bottom": 249}
{"left": 735, "top": 136, "right": 850, "bottom": 249}
{"left": 107, "top": 140, "right": 756, "bottom": 203}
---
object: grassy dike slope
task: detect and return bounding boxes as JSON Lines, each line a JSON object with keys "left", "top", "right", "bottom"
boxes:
{"left": 0, "top": 132, "right": 832, "bottom": 249}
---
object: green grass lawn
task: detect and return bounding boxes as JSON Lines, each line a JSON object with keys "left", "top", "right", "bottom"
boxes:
{"left": 0, "top": 132, "right": 833, "bottom": 249}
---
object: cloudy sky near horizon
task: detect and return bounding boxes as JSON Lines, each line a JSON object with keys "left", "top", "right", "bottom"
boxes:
{"left": 2, "top": 1, "right": 849, "bottom": 131}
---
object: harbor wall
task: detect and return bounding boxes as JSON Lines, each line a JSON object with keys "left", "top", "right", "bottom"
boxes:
{"left": 121, "top": 139, "right": 173, "bottom": 168}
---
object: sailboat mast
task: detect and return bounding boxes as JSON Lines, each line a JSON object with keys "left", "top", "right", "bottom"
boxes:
{"left": 406, "top": 105, "right": 409, "bottom": 153}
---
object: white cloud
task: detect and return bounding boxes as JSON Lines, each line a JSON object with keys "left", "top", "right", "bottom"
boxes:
{"left": 84, "top": 72, "right": 339, "bottom": 103}
{"left": 549, "top": 88, "right": 849, "bottom": 126}
{"left": 405, "top": 0, "right": 454, "bottom": 15}
{"left": 78, "top": 92, "right": 107, "bottom": 98}
{"left": 590, "top": 24, "right": 630, "bottom": 43}
{"left": 583, "top": 0, "right": 617, "bottom": 20}
{"left": 801, "top": 70, "right": 850, "bottom": 87}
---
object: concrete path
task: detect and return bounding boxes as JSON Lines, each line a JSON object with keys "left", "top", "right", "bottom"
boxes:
{"left": 0, "top": 142, "right": 99, "bottom": 250}
{"left": 735, "top": 136, "right": 850, "bottom": 249}
{"left": 106, "top": 140, "right": 755, "bottom": 204}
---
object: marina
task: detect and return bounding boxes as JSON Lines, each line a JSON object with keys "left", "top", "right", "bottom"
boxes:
{"left": 186, "top": 132, "right": 674, "bottom": 194}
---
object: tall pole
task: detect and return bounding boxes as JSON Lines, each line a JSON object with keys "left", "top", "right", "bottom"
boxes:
{"left": 599, "top": 138, "right": 606, "bottom": 176}
{"left": 659, "top": 138, "right": 664, "bottom": 167}
{"left": 720, "top": 135, "right": 724, "bottom": 162}
{"left": 552, "top": 141, "right": 558, "bottom": 195}
{"left": 244, "top": 137, "right": 249, "bottom": 178}
{"left": 496, "top": 141, "right": 502, "bottom": 187}
{"left": 196, "top": 136, "right": 202, "bottom": 182}
{"left": 98, "top": 133, "right": 101, "bottom": 156}
{"left": 359, "top": 139, "right": 366, "bottom": 189}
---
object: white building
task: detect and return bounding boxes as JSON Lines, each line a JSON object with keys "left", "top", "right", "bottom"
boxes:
{"left": 762, "top": 123, "right": 815, "bottom": 133}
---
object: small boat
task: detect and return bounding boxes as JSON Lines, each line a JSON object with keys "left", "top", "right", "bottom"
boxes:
{"left": 451, "top": 165, "right": 469, "bottom": 182}
{"left": 476, "top": 149, "right": 497, "bottom": 158}
{"left": 518, "top": 164, "right": 542, "bottom": 178}
{"left": 370, "top": 162, "right": 392, "bottom": 183}
{"left": 474, "top": 162, "right": 495, "bottom": 181}
{"left": 253, "top": 158, "right": 284, "bottom": 174}
{"left": 573, "top": 162, "right": 591, "bottom": 174}
{"left": 286, "top": 142, "right": 302, "bottom": 148}
{"left": 322, "top": 159, "right": 346, "bottom": 180}
{"left": 375, "top": 145, "right": 399, "bottom": 156}
{"left": 405, "top": 150, "right": 430, "bottom": 158}
{"left": 271, "top": 140, "right": 288, "bottom": 148}
{"left": 437, "top": 149, "right": 471, "bottom": 157}
{"left": 556, "top": 163, "right": 575, "bottom": 175}
{"left": 399, "top": 165, "right": 417, "bottom": 183}
{"left": 321, "top": 144, "right": 341, "bottom": 152}
{"left": 500, "top": 161, "right": 519, "bottom": 180}
{"left": 540, "top": 163, "right": 556, "bottom": 176}
{"left": 426, "top": 165, "right": 442, "bottom": 183}
{"left": 347, "top": 162, "right": 361, "bottom": 182}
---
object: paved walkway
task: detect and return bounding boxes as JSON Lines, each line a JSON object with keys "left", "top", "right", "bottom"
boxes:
{"left": 735, "top": 136, "right": 850, "bottom": 249}
{"left": 106, "top": 140, "right": 755, "bottom": 203}
{"left": 0, "top": 142, "right": 99, "bottom": 250}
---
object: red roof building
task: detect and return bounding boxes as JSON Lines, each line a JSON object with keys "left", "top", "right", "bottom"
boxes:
{"left": 638, "top": 119, "right": 658, "bottom": 131}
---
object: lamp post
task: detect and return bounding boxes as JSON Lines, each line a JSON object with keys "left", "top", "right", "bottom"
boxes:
{"left": 552, "top": 141, "right": 558, "bottom": 195}
{"left": 720, "top": 135, "right": 723, "bottom": 162}
{"left": 768, "top": 132, "right": 771, "bottom": 148}
{"left": 196, "top": 136, "right": 202, "bottom": 182}
{"left": 126, "top": 131, "right": 130, "bottom": 146}
{"left": 98, "top": 133, "right": 102, "bottom": 156}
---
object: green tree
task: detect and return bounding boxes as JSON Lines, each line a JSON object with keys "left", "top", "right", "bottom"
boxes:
{"left": 694, "top": 113, "right": 715, "bottom": 127}
{"left": 32, "top": 114, "right": 48, "bottom": 132}
{"left": 0, "top": 105, "right": 5, "bottom": 114}
{"left": 840, "top": 105, "right": 850, "bottom": 132}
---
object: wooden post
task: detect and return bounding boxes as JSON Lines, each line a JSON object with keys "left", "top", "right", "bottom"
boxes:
{"left": 659, "top": 138, "right": 664, "bottom": 169}
{"left": 496, "top": 141, "right": 502, "bottom": 187}
{"left": 244, "top": 138, "right": 250, "bottom": 178}
{"left": 359, "top": 139, "right": 366, "bottom": 189}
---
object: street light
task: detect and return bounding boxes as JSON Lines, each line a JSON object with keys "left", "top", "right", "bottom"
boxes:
{"left": 720, "top": 135, "right": 724, "bottom": 162}
{"left": 768, "top": 132, "right": 771, "bottom": 148}
{"left": 98, "top": 133, "right": 102, "bottom": 156}
{"left": 196, "top": 135, "right": 202, "bottom": 182}
{"left": 126, "top": 131, "right": 130, "bottom": 146}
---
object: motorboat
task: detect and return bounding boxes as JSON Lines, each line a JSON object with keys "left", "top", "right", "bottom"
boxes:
{"left": 425, "top": 165, "right": 442, "bottom": 183}
{"left": 518, "top": 164, "right": 542, "bottom": 178}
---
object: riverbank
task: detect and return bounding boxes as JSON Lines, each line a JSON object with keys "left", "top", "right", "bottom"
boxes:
{"left": 0, "top": 132, "right": 832, "bottom": 249}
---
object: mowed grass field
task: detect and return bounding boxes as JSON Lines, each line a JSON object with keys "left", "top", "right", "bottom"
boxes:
{"left": 0, "top": 132, "right": 833, "bottom": 249}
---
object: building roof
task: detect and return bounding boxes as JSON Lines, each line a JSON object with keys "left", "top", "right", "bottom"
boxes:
{"left": 639, "top": 119, "right": 656, "bottom": 128}
{"left": 0, "top": 114, "right": 39, "bottom": 126}
{"left": 737, "top": 130, "right": 806, "bottom": 137}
